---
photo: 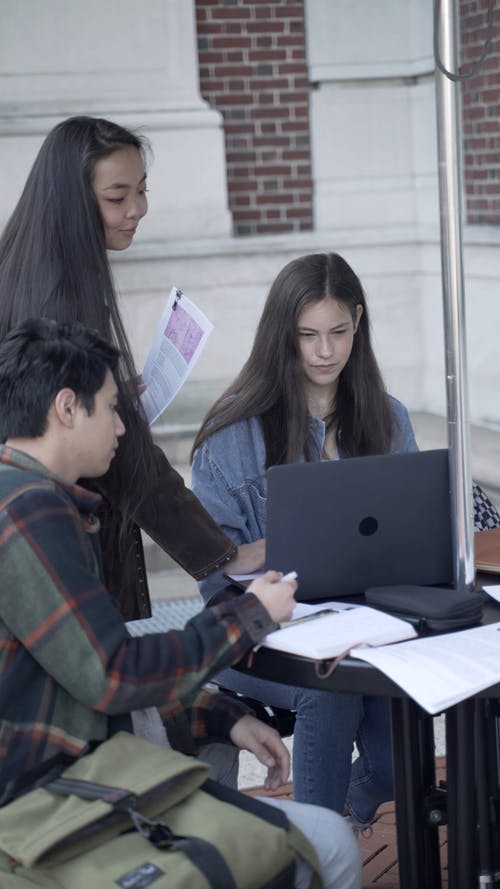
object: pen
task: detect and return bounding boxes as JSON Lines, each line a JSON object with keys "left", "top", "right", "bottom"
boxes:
{"left": 281, "top": 571, "right": 298, "bottom": 582}
{"left": 279, "top": 608, "right": 338, "bottom": 629}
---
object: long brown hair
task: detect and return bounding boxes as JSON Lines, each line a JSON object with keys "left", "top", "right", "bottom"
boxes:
{"left": 192, "top": 252, "right": 394, "bottom": 467}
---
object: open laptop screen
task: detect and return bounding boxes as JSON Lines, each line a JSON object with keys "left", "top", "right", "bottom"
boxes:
{"left": 265, "top": 449, "right": 453, "bottom": 601}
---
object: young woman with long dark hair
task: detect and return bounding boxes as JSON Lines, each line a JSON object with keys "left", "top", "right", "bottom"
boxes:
{"left": 191, "top": 251, "right": 500, "bottom": 822}
{"left": 0, "top": 115, "right": 263, "bottom": 621}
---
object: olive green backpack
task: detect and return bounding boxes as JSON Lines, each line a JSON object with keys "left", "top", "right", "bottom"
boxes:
{"left": 0, "top": 733, "right": 323, "bottom": 889}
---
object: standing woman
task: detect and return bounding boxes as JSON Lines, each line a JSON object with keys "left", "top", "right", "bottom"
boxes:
{"left": 0, "top": 116, "right": 263, "bottom": 621}
{"left": 190, "top": 252, "right": 418, "bottom": 824}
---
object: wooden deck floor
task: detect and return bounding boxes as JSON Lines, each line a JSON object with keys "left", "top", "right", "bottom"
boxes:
{"left": 245, "top": 758, "right": 448, "bottom": 888}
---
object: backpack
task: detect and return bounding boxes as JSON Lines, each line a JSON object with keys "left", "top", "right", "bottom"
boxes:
{"left": 0, "top": 733, "right": 323, "bottom": 889}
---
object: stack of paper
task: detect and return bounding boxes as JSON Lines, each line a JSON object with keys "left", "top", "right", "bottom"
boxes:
{"left": 350, "top": 622, "right": 500, "bottom": 713}
{"left": 261, "top": 601, "right": 417, "bottom": 660}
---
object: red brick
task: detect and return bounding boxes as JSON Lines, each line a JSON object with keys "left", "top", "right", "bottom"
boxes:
{"left": 213, "top": 64, "right": 253, "bottom": 76}
{"left": 247, "top": 49, "right": 288, "bottom": 62}
{"left": 246, "top": 21, "right": 287, "bottom": 34}
{"left": 257, "top": 164, "right": 292, "bottom": 175}
{"left": 226, "top": 150, "right": 257, "bottom": 163}
{"left": 282, "top": 120, "right": 310, "bottom": 132}
{"left": 253, "top": 136, "right": 289, "bottom": 146}
{"left": 214, "top": 92, "right": 254, "bottom": 105}
{"left": 247, "top": 77, "right": 289, "bottom": 89}
{"left": 286, "top": 207, "right": 313, "bottom": 219}
{"left": 276, "top": 35, "right": 306, "bottom": 48}
{"left": 196, "top": 22, "right": 226, "bottom": 34}
{"left": 211, "top": 7, "right": 252, "bottom": 20}
{"left": 282, "top": 149, "right": 310, "bottom": 161}
{"left": 255, "top": 193, "right": 291, "bottom": 204}
{"left": 279, "top": 91, "right": 310, "bottom": 104}
{"left": 255, "top": 223, "right": 295, "bottom": 234}
{"left": 234, "top": 209, "right": 261, "bottom": 221}
{"left": 275, "top": 4, "right": 305, "bottom": 18}
{"left": 199, "top": 50, "right": 225, "bottom": 64}
{"left": 283, "top": 178, "right": 313, "bottom": 190}
{"left": 277, "top": 62, "right": 308, "bottom": 75}
{"left": 212, "top": 37, "right": 252, "bottom": 49}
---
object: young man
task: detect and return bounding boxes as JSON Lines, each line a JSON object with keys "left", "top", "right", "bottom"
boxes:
{"left": 0, "top": 318, "right": 361, "bottom": 889}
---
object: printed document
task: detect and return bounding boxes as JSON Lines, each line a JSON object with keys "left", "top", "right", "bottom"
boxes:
{"left": 483, "top": 585, "right": 500, "bottom": 604}
{"left": 140, "top": 286, "right": 213, "bottom": 425}
{"left": 350, "top": 621, "right": 500, "bottom": 714}
{"left": 261, "top": 601, "right": 417, "bottom": 660}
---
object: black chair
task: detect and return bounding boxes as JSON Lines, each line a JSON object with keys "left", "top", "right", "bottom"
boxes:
{"left": 217, "top": 685, "right": 296, "bottom": 738}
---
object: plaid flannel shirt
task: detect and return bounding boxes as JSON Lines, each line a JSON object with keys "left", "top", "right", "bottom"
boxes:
{"left": 0, "top": 446, "right": 275, "bottom": 805}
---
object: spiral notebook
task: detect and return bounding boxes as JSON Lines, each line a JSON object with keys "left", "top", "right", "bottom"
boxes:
{"left": 265, "top": 449, "right": 453, "bottom": 601}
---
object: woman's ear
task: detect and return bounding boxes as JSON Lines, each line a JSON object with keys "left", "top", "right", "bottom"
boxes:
{"left": 353, "top": 304, "right": 363, "bottom": 333}
{"left": 53, "top": 388, "right": 78, "bottom": 428}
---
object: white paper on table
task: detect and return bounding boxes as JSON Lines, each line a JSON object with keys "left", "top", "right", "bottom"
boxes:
{"left": 260, "top": 602, "right": 417, "bottom": 660}
{"left": 140, "top": 286, "right": 213, "bottom": 425}
{"left": 483, "top": 585, "right": 500, "bottom": 604}
{"left": 350, "top": 621, "right": 500, "bottom": 714}
{"left": 226, "top": 572, "right": 264, "bottom": 584}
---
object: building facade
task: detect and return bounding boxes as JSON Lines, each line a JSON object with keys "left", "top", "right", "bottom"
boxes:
{"left": 1, "top": 0, "right": 499, "bottom": 436}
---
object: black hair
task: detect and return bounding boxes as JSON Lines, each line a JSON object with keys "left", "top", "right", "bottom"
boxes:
{"left": 0, "top": 318, "right": 120, "bottom": 440}
{"left": 0, "top": 116, "right": 157, "bottom": 526}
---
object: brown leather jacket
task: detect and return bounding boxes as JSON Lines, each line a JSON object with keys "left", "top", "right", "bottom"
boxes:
{"left": 89, "top": 444, "right": 236, "bottom": 621}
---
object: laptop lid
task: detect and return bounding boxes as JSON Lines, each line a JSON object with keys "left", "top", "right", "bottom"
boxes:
{"left": 265, "top": 449, "right": 453, "bottom": 601}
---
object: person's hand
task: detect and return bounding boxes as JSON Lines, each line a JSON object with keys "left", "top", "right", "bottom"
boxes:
{"left": 229, "top": 714, "right": 290, "bottom": 790}
{"left": 226, "top": 539, "right": 266, "bottom": 574}
{"left": 126, "top": 374, "right": 147, "bottom": 396}
{"left": 247, "top": 570, "right": 296, "bottom": 624}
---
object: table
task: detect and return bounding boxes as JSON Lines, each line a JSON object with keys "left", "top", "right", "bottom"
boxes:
{"left": 236, "top": 592, "right": 500, "bottom": 889}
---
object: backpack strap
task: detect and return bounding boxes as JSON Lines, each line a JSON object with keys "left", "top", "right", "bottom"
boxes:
{"left": 46, "top": 776, "right": 239, "bottom": 889}
{"left": 203, "top": 779, "right": 323, "bottom": 889}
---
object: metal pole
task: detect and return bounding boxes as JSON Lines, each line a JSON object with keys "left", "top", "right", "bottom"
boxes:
{"left": 434, "top": 0, "right": 475, "bottom": 592}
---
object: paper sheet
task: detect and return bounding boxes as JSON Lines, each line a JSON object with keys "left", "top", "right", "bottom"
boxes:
{"left": 483, "top": 585, "right": 500, "bottom": 604}
{"left": 350, "top": 621, "right": 500, "bottom": 714}
{"left": 140, "top": 286, "right": 213, "bottom": 425}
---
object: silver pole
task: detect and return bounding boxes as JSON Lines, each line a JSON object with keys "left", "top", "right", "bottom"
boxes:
{"left": 434, "top": 0, "right": 475, "bottom": 592}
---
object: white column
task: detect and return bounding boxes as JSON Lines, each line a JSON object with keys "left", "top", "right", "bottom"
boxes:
{"left": 0, "top": 0, "right": 231, "bottom": 239}
{"left": 305, "top": 0, "right": 437, "bottom": 231}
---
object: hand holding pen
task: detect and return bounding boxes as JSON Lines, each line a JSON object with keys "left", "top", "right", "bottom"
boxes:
{"left": 247, "top": 569, "right": 298, "bottom": 624}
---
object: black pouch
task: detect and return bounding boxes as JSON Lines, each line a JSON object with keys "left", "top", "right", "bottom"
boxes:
{"left": 365, "top": 585, "right": 484, "bottom": 633}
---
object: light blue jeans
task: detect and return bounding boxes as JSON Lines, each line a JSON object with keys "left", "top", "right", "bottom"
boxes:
{"left": 215, "top": 667, "right": 393, "bottom": 824}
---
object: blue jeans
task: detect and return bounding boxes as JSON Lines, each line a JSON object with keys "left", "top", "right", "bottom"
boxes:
{"left": 216, "top": 667, "right": 393, "bottom": 823}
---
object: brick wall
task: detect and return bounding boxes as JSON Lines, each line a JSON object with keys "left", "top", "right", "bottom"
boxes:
{"left": 461, "top": 0, "right": 500, "bottom": 225}
{"left": 195, "top": 0, "right": 313, "bottom": 236}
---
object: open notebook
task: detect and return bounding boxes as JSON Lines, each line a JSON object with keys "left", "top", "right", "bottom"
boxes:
{"left": 260, "top": 600, "right": 417, "bottom": 660}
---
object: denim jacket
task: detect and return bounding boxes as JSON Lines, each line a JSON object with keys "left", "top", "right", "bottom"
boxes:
{"left": 191, "top": 397, "right": 418, "bottom": 598}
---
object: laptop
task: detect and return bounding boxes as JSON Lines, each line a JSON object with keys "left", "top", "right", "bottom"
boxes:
{"left": 265, "top": 448, "right": 453, "bottom": 601}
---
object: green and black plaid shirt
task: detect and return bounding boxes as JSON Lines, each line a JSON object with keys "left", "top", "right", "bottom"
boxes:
{"left": 0, "top": 446, "right": 274, "bottom": 805}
